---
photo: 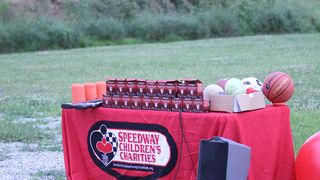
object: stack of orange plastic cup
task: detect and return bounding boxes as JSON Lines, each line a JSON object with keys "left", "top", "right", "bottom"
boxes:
{"left": 71, "top": 81, "right": 106, "bottom": 103}
{"left": 71, "top": 84, "right": 86, "bottom": 103}
{"left": 96, "top": 81, "right": 106, "bottom": 100}
{"left": 84, "top": 82, "right": 97, "bottom": 101}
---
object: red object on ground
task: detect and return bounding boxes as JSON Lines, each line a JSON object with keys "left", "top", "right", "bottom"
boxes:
{"left": 62, "top": 105, "right": 296, "bottom": 180}
{"left": 295, "top": 132, "right": 320, "bottom": 180}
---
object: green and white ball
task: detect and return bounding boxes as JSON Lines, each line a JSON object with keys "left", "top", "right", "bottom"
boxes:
{"left": 225, "top": 78, "right": 246, "bottom": 95}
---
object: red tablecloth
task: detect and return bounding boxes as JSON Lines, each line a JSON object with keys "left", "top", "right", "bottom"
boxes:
{"left": 62, "top": 105, "right": 296, "bottom": 180}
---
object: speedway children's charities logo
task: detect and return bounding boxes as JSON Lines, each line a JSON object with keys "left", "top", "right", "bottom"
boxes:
{"left": 87, "top": 121, "right": 177, "bottom": 179}
{"left": 88, "top": 124, "right": 118, "bottom": 166}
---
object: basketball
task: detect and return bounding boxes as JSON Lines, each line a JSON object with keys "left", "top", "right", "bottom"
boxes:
{"left": 262, "top": 72, "right": 294, "bottom": 103}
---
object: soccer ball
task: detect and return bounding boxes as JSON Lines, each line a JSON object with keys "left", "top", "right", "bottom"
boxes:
{"left": 241, "top": 77, "right": 263, "bottom": 92}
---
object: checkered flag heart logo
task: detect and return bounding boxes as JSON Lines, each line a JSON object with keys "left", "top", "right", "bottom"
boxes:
{"left": 89, "top": 124, "right": 118, "bottom": 166}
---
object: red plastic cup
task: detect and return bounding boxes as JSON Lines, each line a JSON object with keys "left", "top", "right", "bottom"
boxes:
{"left": 84, "top": 82, "right": 97, "bottom": 101}
{"left": 71, "top": 84, "right": 86, "bottom": 103}
{"left": 96, "top": 81, "right": 106, "bottom": 100}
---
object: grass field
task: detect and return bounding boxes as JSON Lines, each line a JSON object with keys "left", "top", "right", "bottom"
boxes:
{"left": 0, "top": 33, "right": 319, "bottom": 157}
{"left": 306, "top": 0, "right": 320, "bottom": 12}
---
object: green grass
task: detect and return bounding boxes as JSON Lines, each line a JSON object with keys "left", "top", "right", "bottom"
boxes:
{"left": 32, "top": 170, "right": 65, "bottom": 180}
{"left": 0, "top": 116, "right": 50, "bottom": 143}
{"left": 0, "top": 33, "right": 319, "bottom": 153}
{"left": 306, "top": 0, "right": 320, "bottom": 12}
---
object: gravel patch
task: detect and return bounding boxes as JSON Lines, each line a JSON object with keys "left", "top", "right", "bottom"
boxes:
{"left": 0, "top": 116, "right": 65, "bottom": 179}
{"left": 0, "top": 150, "right": 64, "bottom": 179}
{"left": 0, "top": 142, "right": 25, "bottom": 162}
{"left": 13, "top": 117, "right": 38, "bottom": 123}
{"left": 36, "top": 117, "right": 61, "bottom": 130}
{"left": 14, "top": 117, "right": 60, "bottom": 125}
{"left": 0, "top": 142, "right": 25, "bottom": 154}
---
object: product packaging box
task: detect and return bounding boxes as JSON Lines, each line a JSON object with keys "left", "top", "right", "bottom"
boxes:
{"left": 187, "top": 79, "right": 203, "bottom": 97}
{"left": 161, "top": 97, "right": 172, "bottom": 111}
{"left": 142, "top": 96, "right": 153, "bottom": 110}
{"left": 106, "top": 78, "right": 117, "bottom": 95}
{"left": 172, "top": 98, "right": 183, "bottom": 112}
{"left": 126, "top": 78, "right": 137, "bottom": 96}
{"left": 121, "top": 95, "right": 132, "bottom": 109}
{"left": 112, "top": 95, "right": 123, "bottom": 109}
{"left": 165, "top": 80, "right": 177, "bottom": 98}
{"left": 117, "top": 78, "right": 127, "bottom": 95}
{"left": 131, "top": 95, "right": 142, "bottom": 110}
{"left": 157, "top": 80, "right": 167, "bottom": 97}
{"left": 193, "top": 98, "right": 210, "bottom": 113}
{"left": 177, "top": 78, "right": 203, "bottom": 98}
{"left": 146, "top": 80, "right": 158, "bottom": 97}
{"left": 182, "top": 98, "right": 194, "bottom": 112}
{"left": 210, "top": 92, "right": 266, "bottom": 113}
{"left": 152, "top": 97, "right": 162, "bottom": 110}
{"left": 136, "top": 79, "right": 146, "bottom": 96}
{"left": 103, "top": 77, "right": 209, "bottom": 113}
{"left": 177, "top": 80, "right": 188, "bottom": 98}
{"left": 102, "top": 94, "right": 113, "bottom": 108}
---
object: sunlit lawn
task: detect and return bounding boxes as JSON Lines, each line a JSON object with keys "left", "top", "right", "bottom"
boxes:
{"left": 0, "top": 33, "right": 319, "bottom": 153}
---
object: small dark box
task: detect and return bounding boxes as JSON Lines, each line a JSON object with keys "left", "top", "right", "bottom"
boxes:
{"left": 146, "top": 80, "right": 158, "bottom": 97}
{"left": 152, "top": 97, "right": 162, "bottom": 111}
{"left": 112, "top": 95, "right": 123, "bottom": 109}
{"left": 161, "top": 97, "right": 172, "bottom": 111}
{"left": 165, "top": 80, "right": 177, "bottom": 98}
{"left": 106, "top": 78, "right": 117, "bottom": 95}
{"left": 131, "top": 95, "right": 142, "bottom": 109}
{"left": 183, "top": 98, "right": 194, "bottom": 112}
{"left": 102, "top": 94, "right": 113, "bottom": 108}
{"left": 136, "top": 79, "right": 147, "bottom": 96}
{"left": 178, "top": 78, "right": 203, "bottom": 98}
{"left": 142, "top": 96, "right": 153, "bottom": 110}
{"left": 121, "top": 95, "right": 132, "bottom": 109}
{"left": 177, "top": 81, "right": 188, "bottom": 98}
{"left": 172, "top": 98, "right": 183, "bottom": 112}
{"left": 193, "top": 98, "right": 207, "bottom": 113}
{"left": 117, "top": 78, "right": 127, "bottom": 95}
{"left": 157, "top": 80, "right": 167, "bottom": 97}
{"left": 126, "top": 78, "right": 137, "bottom": 96}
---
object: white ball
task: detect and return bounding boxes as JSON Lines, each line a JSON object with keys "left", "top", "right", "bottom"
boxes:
{"left": 203, "top": 84, "right": 224, "bottom": 100}
{"left": 241, "top": 77, "right": 263, "bottom": 92}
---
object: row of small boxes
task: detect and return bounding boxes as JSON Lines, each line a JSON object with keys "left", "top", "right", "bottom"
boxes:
{"left": 103, "top": 94, "right": 209, "bottom": 113}
{"left": 106, "top": 78, "right": 203, "bottom": 98}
